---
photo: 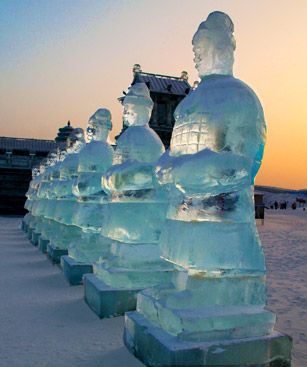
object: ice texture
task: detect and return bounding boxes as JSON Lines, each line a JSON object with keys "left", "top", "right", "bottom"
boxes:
{"left": 126, "top": 12, "right": 283, "bottom": 359}
{"left": 41, "top": 129, "right": 86, "bottom": 250}
{"left": 68, "top": 108, "right": 114, "bottom": 263}
{"left": 94, "top": 83, "right": 173, "bottom": 289}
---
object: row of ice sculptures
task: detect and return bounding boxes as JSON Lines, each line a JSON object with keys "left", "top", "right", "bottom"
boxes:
{"left": 21, "top": 11, "right": 292, "bottom": 367}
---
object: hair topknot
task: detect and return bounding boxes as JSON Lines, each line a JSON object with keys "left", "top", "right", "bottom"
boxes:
{"left": 198, "top": 11, "right": 234, "bottom": 33}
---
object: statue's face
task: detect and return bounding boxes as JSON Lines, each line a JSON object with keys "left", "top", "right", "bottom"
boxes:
{"left": 74, "top": 129, "right": 84, "bottom": 141}
{"left": 123, "top": 102, "right": 150, "bottom": 126}
{"left": 87, "top": 116, "right": 109, "bottom": 140}
{"left": 192, "top": 18, "right": 235, "bottom": 78}
{"left": 193, "top": 31, "right": 214, "bottom": 78}
{"left": 123, "top": 103, "right": 137, "bottom": 126}
{"left": 86, "top": 123, "right": 95, "bottom": 141}
{"left": 59, "top": 150, "right": 67, "bottom": 161}
{"left": 32, "top": 168, "right": 39, "bottom": 177}
{"left": 48, "top": 153, "right": 57, "bottom": 165}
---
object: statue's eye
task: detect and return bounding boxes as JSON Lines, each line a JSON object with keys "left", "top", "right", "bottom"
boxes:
{"left": 87, "top": 127, "right": 95, "bottom": 135}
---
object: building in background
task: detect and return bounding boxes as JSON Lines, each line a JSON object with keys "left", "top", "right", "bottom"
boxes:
{"left": 0, "top": 121, "right": 73, "bottom": 215}
{"left": 117, "top": 64, "right": 192, "bottom": 148}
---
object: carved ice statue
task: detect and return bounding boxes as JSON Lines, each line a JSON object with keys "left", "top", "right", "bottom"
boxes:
{"left": 35, "top": 148, "right": 71, "bottom": 253}
{"left": 71, "top": 108, "right": 113, "bottom": 236}
{"left": 46, "top": 129, "right": 85, "bottom": 262}
{"left": 124, "top": 12, "right": 292, "bottom": 366}
{"left": 22, "top": 165, "right": 43, "bottom": 233}
{"left": 25, "top": 153, "right": 58, "bottom": 244}
{"left": 61, "top": 109, "right": 114, "bottom": 285}
{"left": 84, "top": 83, "right": 173, "bottom": 317}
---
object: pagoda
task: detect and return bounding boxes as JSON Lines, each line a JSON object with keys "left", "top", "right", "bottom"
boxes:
{"left": 55, "top": 121, "right": 74, "bottom": 142}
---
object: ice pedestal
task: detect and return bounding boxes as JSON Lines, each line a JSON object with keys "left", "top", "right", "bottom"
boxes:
{"left": 46, "top": 190, "right": 81, "bottom": 262}
{"left": 86, "top": 201, "right": 174, "bottom": 318}
{"left": 29, "top": 216, "right": 46, "bottom": 246}
{"left": 47, "top": 243, "right": 68, "bottom": 264}
{"left": 124, "top": 311, "right": 292, "bottom": 367}
{"left": 125, "top": 272, "right": 292, "bottom": 366}
{"left": 38, "top": 236, "right": 49, "bottom": 253}
{"left": 47, "top": 222, "right": 82, "bottom": 263}
{"left": 64, "top": 196, "right": 111, "bottom": 285}
{"left": 84, "top": 273, "right": 140, "bottom": 318}
{"left": 22, "top": 213, "right": 32, "bottom": 232}
{"left": 46, "top": 200, "right": 82, "bottom": 263}
{"left": 31, "top": 230, "right": 40, "bottom": 246}
{"left": 63, "top": 227, "right": 110, "bottom": 285}
{"left": 61, "top": 255, "right": 93, "bottom": 285}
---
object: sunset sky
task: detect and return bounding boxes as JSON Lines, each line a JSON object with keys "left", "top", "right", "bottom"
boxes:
{"left": 0, "top": 0, "right": 306, "bottom": 189}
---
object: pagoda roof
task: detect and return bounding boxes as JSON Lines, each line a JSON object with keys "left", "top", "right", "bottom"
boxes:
{"left": 0, "top": 136, "right": 64, "bottom": 153}
{"left": 132, "top": 71, "right": 191, "bottom": 96}
{"left": 55, "top": 120, "right": 74, "bottom": 142}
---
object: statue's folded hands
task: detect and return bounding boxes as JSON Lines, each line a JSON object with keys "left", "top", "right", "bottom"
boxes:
{"left": 171, "top": 148, "right": 252, "bottom": 196}
{"left": 102, "top": 160, "right": 155, "bottom": 193}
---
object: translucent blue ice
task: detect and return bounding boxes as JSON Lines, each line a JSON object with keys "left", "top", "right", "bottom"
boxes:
{"left": 44, "top": 129, "right": 85, "bottom": 249}
{"left": 131, "top": 11, "right": 275, "bottom": 348}
{"left": 94, "top": 83, "right": 173, "bottom": 289}
{"left": 68, "top": 108, "right": 114, "bottom": 263}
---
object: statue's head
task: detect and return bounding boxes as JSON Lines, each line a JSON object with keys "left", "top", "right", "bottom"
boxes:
{"left": 87, "top": 108, "right": 112, "bottom": 142}
{"left": 46, "top": 151, "right": 57, "bottom": 166}
{"left": 192, "top": 11, "right": 235, "bottom": 78}
{"left": 58, "top": 148, "right": 67, "bottom": 161}
{"left": 66, "top": 128, "right": 85, "bottom": 153}
{"left": 32, "top": 167, "right": 40, "bottom": 177}
{"left": 37, "top": 158, "right": 47, "bottom": 173}
{"left": 123, "top": 83, "right": 154, "bottom": 126}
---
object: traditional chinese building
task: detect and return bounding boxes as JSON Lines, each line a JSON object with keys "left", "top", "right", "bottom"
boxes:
{"left": 117, "top": 64, "right": 192, "bottom": 148}
{"left": 0, "top": 121, "right": 73, "bottom": 215}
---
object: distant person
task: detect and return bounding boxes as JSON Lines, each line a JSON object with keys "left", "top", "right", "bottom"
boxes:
{"left": 274, "top": 201, "right": 278, "bottom": 210}
{"left": 291, "top": 202, "right": 297, "bottom": 210}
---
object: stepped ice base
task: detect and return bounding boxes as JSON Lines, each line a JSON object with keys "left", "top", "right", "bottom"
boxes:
{"left": 21, "top": 219, "right": 27, "bottom": 232}
{"left": 61, "top": 255, "right": 93, "bottom": 286}
{"left": 124, "top": 312, "right": 292, "bottom": 367}
{"left": 38, "top": 237, "right": 49, "bottom": 253}
{"left": 84, "top": 274, "right": 141, "bottom": 318}
{"left": 27, "top": 227, "right": 33, "bottom": 240}
{"left": 47, "top": 243, "right": 68, "bottom": 264}
{"left": 31, "top": 231, "right": 41, "bottom": 246}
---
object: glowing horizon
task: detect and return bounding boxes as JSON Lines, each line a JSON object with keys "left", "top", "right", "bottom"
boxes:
{"left": 1, "top": 0, "right": 306, "bottom": 189}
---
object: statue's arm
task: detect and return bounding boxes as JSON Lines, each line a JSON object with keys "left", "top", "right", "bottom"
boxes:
{"left": 171, "top": 148, "right": 252, "bottom": 196}
{"left": 73, "top": 172, "right": 104, "bottom": 197}
{"left": 101, "top": 160, "right": 155, "bottom": 193}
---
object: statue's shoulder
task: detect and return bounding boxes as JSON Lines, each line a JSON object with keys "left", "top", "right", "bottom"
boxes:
{"left": 119, "top": 126, "right": 163, "bottom": 148}
{"left": 117, "top": 126, "right": 164, "bottom": 162}
{"left": 83, "top": 140, "right": 112, "bottom": 153}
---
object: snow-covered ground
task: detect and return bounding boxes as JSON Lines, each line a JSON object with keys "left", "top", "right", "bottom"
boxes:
{"left": 257, "top": 209, "right": 307, "bottom": 367}
{"left": 0, "top": 211, "right": 306, "bottom": 366}
{"left": 0, "top": 216, "right": 144, "bottom": 367}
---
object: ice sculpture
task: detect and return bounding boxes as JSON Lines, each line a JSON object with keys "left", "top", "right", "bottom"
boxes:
{"left": 124, "top": 11, "right": 292, "bottom": 366}
{"left": 84, "top": 83, "right": 173, "bottom": 317}
{"left": 46, "top": 129, "right": 85, "bottom": 262}
{"left": 22, "top": 165, "right": 44, "bottom": 235}
{"left": 61, "top": 108, "right": 114, "bottom": 285}
{"left": 24, "top": 150, "right": 60, "bottom": 246}
{"left": 36, "top": 148, "right": 67, "bottom": 252}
